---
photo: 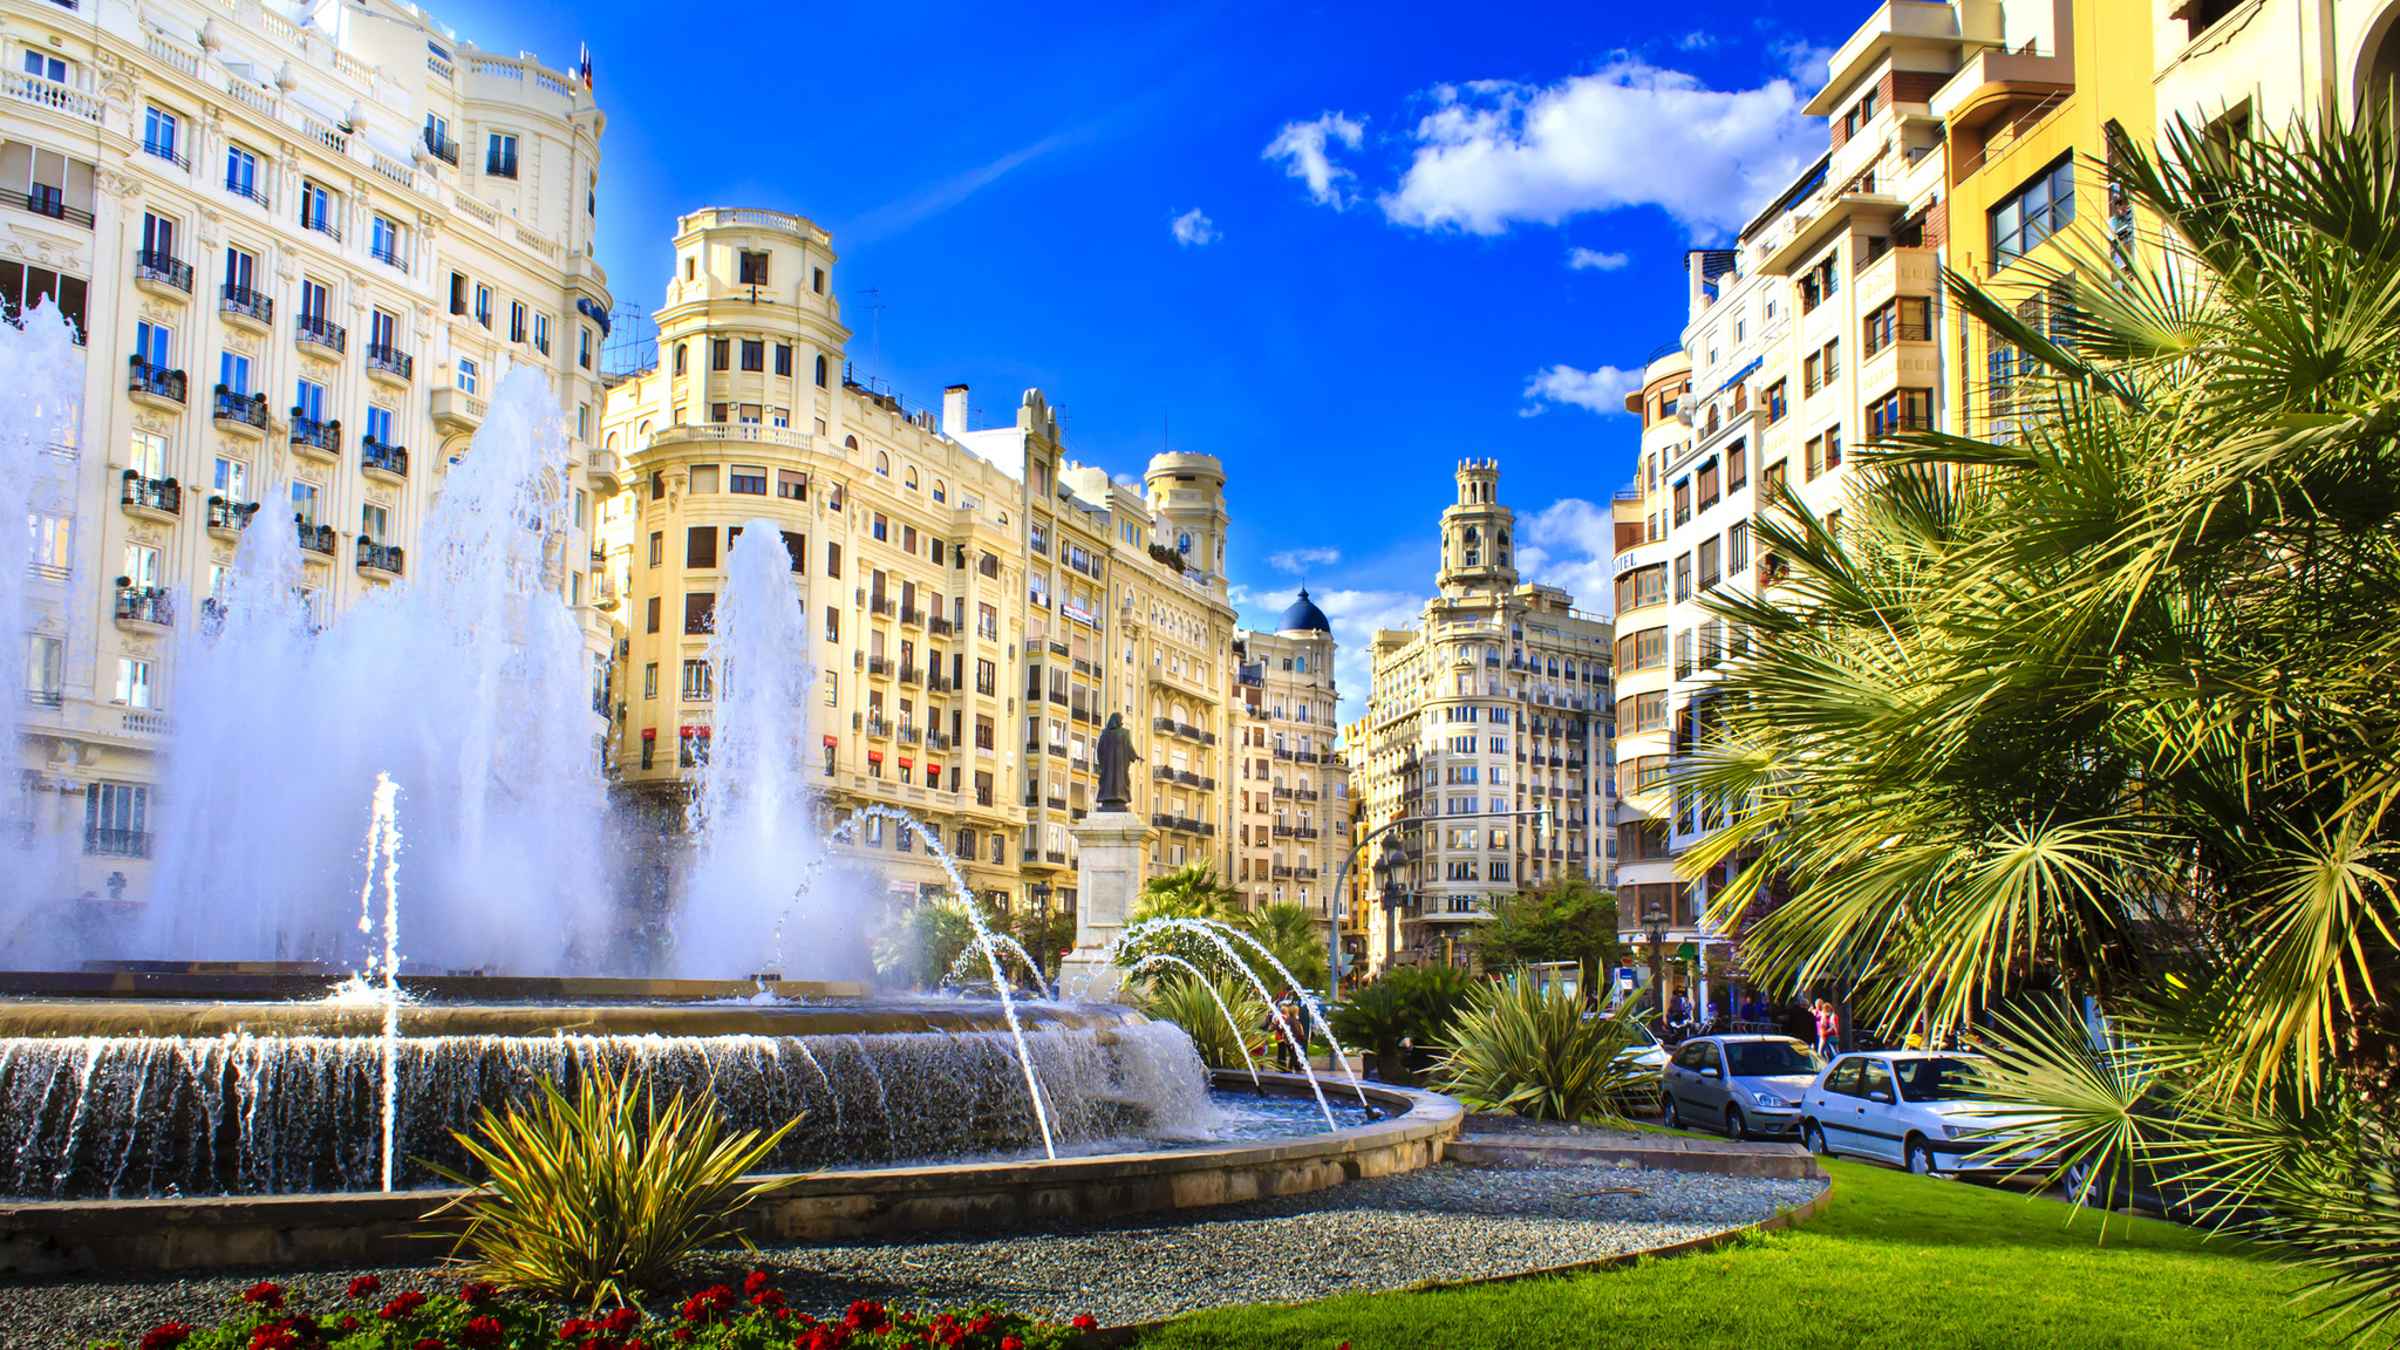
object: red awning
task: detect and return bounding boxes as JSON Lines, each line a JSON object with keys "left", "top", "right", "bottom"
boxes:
{"left": 867, "top": 750, "right": 883, "bottom": 763}
{"left": 899, "top": 758, "right": 913, "bottom": 770}
{"left": 823, "top": 735, "right": 837, "bottom": 747}
{"left": 927, "top": 764, "right": 942, "bottom": 778}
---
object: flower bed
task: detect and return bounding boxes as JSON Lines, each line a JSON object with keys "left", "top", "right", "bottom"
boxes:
{"left": 97, "top": 1272, "right": 1102, "bottom": 1350}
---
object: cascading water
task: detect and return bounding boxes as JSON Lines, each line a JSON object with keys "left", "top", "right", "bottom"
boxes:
{"left": 0, "top": 303, "right": 85, "bottom": 960}
{"left": 1121, "top": 953, "right": 1263, "bottom": 1090}
{"left": 139, "top": 364, "right": 611, "bottom": 971}
{"left": 1111, "top": 916, "right": 1370, "bottom": 1111}
{"left": 676, "top": 520, "right": 859, "bottom": 978}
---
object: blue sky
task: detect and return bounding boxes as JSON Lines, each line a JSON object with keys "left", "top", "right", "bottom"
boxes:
{"left": 453, "top": 1, "right": 1848, "bottom": 710}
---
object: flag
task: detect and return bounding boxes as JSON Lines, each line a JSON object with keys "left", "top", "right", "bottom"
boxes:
{"left": 577, "top": 43, "right": 593, "bottom": 89}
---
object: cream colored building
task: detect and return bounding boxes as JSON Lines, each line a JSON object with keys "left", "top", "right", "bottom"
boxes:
{"left": 597, "top": 206, "right": 1239, "bottom": 921}
{"left": 1354, "top": 460, "right": 1614, "bottom": 972}
{"left": 6, "top": 0, "right": 613, "bottom": 904}
{"left": 2152, "top": 0, "right": 2400, "bottom": 133}
{"left": 1230, "top": 596, "right": 1349, "bottom": 951}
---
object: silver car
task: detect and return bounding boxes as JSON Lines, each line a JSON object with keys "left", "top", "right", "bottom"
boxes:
{"left": 1800, "top": 1051, "right": 2039, "bottom": 1175}
{"left": 1661, "top": 1034, "right": 1824, "bottom": 1139}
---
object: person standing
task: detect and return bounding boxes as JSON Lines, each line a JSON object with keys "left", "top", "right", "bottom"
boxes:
{"left": 1811, "top": 999, "right": 1840, "bottom": 1059}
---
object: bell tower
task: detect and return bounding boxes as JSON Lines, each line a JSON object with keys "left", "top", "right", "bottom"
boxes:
{"left": 1438, "top": 458, "right": 1517, "bottom": 598}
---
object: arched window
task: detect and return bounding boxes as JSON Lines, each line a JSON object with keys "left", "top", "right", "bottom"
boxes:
{"left": 1294, "top": 655, "right": 1307, "bottom": 673}
{"left": 931, "top": 479, "right": 946, "bottom": 503}
{"left": 875, "top": 451, "right": 890, "bottom": 476}
{"left": 636, "top": 420, "right": 652, "bottom": 445}
{"left": 604, "top": 431, "right": 619, "bottom": 450}
{"left": 1464, "top": 525, "right": 1481, "bottom": 567}
{"left": 1177, "top": 531, "right": 1192, "bottom": 555}
{"left": 814, "top": 353, "right": 828, "bottom": 387}
{"left": 844, "top": 435, "right": 859, "bottom": 451}
{"left": 673, "top": 343, "right": 687, "bottom": 375}
{"left": 903, "top": 464, "right": 918, "bottom": 490}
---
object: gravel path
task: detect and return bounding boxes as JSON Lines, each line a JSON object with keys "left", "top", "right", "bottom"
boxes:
{"left": 6, "top": 1164, "right": 1824, "bottom": 1345}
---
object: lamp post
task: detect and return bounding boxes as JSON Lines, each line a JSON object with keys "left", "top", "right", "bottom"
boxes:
{"left": 1643, "top": 889, "right": 1669, "bottom": 1017}
{"left": 1373, "top": 836, "right": 1407, "bottom": 975}
{"left": 1326, "top": 807, "right": 1551, "bottom": 1005}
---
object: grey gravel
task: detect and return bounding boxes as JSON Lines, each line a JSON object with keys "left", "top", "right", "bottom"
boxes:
{"left": 2, "top": 1164, "right": 1824, "bottom": 1345}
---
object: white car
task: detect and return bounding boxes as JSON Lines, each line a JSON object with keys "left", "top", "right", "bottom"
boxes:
{"left": 1800, "top": 1051, "right": 2037, "bottom": 1176}
{"left": 1617, "top": 1018, "right": 1670, "bottom": 1077}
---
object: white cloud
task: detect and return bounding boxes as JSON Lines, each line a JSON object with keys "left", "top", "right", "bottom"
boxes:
{"left": 1518, "top": 498, "right": 1620, "bottom": 615}
{"left": 1566, "top": 246, "right": 1630, "bottom": 271}
{"left": 1170, "top": 207, "right": 1219, "bottom": 247}
{"left": 1520, "top": 363, "right": 1641, "bottom": 417}
{"left": 1267, "top": 546, "right": 1341, "bottom": 574}
{"left": 1377, "top": 60, "right": 1819, "bottom": 238}
{"left": 1244, "top": 584, "right": 1426, "bottom": 722}
{"left": 1769, "top": 38, "right": 1837, "bottom": 87}
{"left": 1263, "top": 111, "right": 1368, "bottom": 209}
{"left": 1676, "top": 31, "right": 1718, "bottom": 52}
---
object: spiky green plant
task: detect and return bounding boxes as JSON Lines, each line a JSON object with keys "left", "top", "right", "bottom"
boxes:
{"left": 1431, "top": 978, "right": 1651, "bottom": 1124}
{"left": 1129, "top": 863, "right": 1244, "bottom": 926}
{"left": 1686, "top": 106, "right": 2400, "bottom": 1335}
{"left": 1137, "top": 971, "right": 1270, "bottom": 1071}
{"left": 1330, "top": 966, "right": 1478, "bottom": 1085}
{"left": 423, "top": 1065, "right": 803, "bottom": 1310}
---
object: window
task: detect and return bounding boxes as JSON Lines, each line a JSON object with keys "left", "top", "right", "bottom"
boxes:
{"left": 508, "top": 300, "right": 528, "bottom": 344}
{"left": 0, "top": 262, "right": 89, "bottom": 334}
{"left": 774, "top": 344, "right": 792, "bottom": 376}
{"left": 1728, "top": 520, "right": 1751, "bottom": 572}
{"left": 457, "top": 358, "right": 480, "bottom": 394}
{"left": 681, "top": 658, "right": 714, "bottom": 702}
{"left": 738, "top": 250, "right": 769, "bottom": 284}
{"left": 1763, "top": 379, "right": 1787, "bottom": 424}
{"left": 646, "top": 596, "right": 661, "bottom": 633}
{"left": 730, "top": 465, "right": 767, "bottom": 495}
{"left": 361, "top": 502, "right": 390, "bottom": 542}
{"left": 814, "top": 353, "right": 829, "bottom": 387}
{"left": 293, "top": 377, "right": 326, "bottom": 424}
{"left": 224, "top": 145, "right": 261, "bottom": 203}
{"left": 289, "top": 482, "right": 321, "bottom": 527}
{"left": 1673, "top": 552, "right": 1693, "bottom": 602}
{"left": 1992, "top": 154, "right": 2075, "bottom": 266}
{"left": 85, "top": 782, "right": 149, "bottom": 857}
{"left": 22, "top": 50, "right": 67, "bottom": 84}
{"left": 711, "top": 339, "right": 730, "bottom": 371}
{"left": 370, "top": 215, "right": 404, "bottom": 267}
{"left": 687, "top": 526, "right": 718, "bottom": 569}
{"left": 534, "top": 312, "right": 551, "bottom": 355}
{"left": 1868, "top": 388, "right": 1932, "bottom": 438}
{"left": 486, "top": 132, "right": 519, "bottom": 178}
{"left": 298, "top": 180, "right": 335, "bottom": 236}
{"left": 143, "top": 106, "right": 181, "bottom": 164}
{"left": 673, "top": 344, "right": 688, "bottom": 376}
{"left": 740, "top": 339, "right": 763, "bottom": 371}
{"left": 685, "top": 591, "right": 716, "bottom": 634}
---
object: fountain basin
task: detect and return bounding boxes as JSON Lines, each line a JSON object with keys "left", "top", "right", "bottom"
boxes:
{"left": 0, "top": 995, "right": 1116, "bottom": 1040}
{"left": 0, "top": 1073, "right": 1461, "bottom": 1276}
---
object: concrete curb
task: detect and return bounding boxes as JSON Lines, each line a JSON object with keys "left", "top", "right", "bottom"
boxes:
{"left": 1446, "top": 1135, "right": 1825, "bottom": 1180}
{"left": 1087, "top": 1172, "right": 1840, "bottom": 1345}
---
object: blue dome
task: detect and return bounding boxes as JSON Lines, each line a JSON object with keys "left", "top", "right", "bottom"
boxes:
{"left": 1277, "top": 587, "right": 1332, "bottom": 634}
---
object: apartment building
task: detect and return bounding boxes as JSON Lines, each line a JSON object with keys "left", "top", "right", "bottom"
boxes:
{"left": 6, "top": 0, "right": 614, "bottom": 901}
{"left": 1354, "top": 460, "right": 1614, "bottom": 972}
{"left": 599, "top": 206, "right": 1240, "bottom": 918}
{"left": 2152, "top": 0, "right": 2400, "bottom": 134}
{"left": 1609, "top": 0, "right": 1991, "bottom": 1012}
{"left": 1230, "top": 595, "right": 1349, "bottom": 949}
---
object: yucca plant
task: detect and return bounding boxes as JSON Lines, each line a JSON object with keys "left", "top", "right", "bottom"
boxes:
{"left": 1331, "top": 966, "right": 1477, "bottom": 1085}
{"left": 423, "top": 1064, "right": 803, "bottom": 1310}
{"left": 1686, "top": 105, "right": 2400, "bottom": 1335}
{"left": 1431, "top": 978, "right": 1651, "bottom": 1124}
{"left": 1138, "top": 971, "right": 1269, "bottom": 1071}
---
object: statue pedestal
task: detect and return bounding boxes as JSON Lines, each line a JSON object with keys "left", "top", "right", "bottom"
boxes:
{"left": 1057, "top": 810, "right": 1150, "bottom": 1002}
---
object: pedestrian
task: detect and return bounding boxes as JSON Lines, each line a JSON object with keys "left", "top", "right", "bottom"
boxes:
{"left": 1741, "top": 991, "right": 1768, "bottom": 1027}
{"left": 1665, "top": 988, "right": 1694, "bottom": 1041}
{"left": 1265, "top": 993, "right": 1293, "bottom": 1073}
{"left": 1811, "top": 999, "right": 1840, "bottom": 1059}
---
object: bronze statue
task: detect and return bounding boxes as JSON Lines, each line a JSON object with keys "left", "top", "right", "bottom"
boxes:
{"left": 1096, "top": 712, "right": 1140, "bottom": 811}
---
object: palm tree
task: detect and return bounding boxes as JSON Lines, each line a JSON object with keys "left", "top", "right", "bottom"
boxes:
{"left": 1686, "top": 109, "right": 2400, "bottom": 1335}
{"left": 1130, "top": 863, "right": 1243, "bottom": 926}
{"left": 1241, "top": 901, "right": 1329, "bottom": 993}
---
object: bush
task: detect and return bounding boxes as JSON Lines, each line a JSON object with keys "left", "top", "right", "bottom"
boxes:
{"left": 422, "top": 1066, "right": 803, "bottom": 1310}
{"left": 95, "top": 1272, "right": 1103, "bottom": 1348}
{"left": 1329, "top": 967, "right": 1475, "bottom": 1086}
{"left": 1431, "top": 978, "right": 1652, "bottom": 1124}
{"left": 1137, "top": 972, "right": 1268, "bottom": 1071}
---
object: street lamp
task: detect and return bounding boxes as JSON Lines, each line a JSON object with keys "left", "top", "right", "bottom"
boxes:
{"left": 1643, "top": 888, "right": 1670, "bottom": 1016}
{"left": 1374, "top": 836, "right": 1408, "bottom": 975}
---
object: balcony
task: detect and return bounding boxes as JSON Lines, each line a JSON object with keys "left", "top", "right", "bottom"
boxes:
{"left": 113, "top": 585, "right": 173, "bottom": 630}
{"left": 212, "top": 388, "right": 268, "bottom": 438}
{"left": 365, "top": 342, "right": 414, "bottom": 385}
{"left": 126, "top": 358, "right": 186, "bottom": 409}
{"left": 219, "top": 284, "right": 273, "bottom": 331}
{"left": 424, "top": 127, "right": 459, "bottom": 166}
{"left": 140, "top": 137, "right": 189, "bottom": 172}
{"left": 133, "top": 249, "right": 192, "bottom": 299}
{"left": 296, "top": 521, "right": 335, "bottom": 555}
{"left": 865, "top": 717, "right": 892, "bottom": 739}
{"left": 586, "top": 445, "right": 622, "bottom": 492}
{"left": 86, "top": 827, "right": 152, "bottom": 860}
{"left": 361, "top": 439, "right": 409, "bottom": 482}
{"left": 224, "top": 174, "right": 269, "bottom": 211}
{"left": 11, "top": 184, "right": 93, "bottom": 228}
{"left": 369, "top": 240, "right": 407, "bottom": 272}
{"left": 295, "top": 313, "right": 347, "bottom": 356}
{"left": 432, "top": 386, "right": 486, "bottom": 434}
{"left": 290, "top": 414, "right": 341, "bottom": 462}
{"left": 357, "top": 539, "right": 405, "bottom": 577}
{"left": 120, "top": 472, "right": 180, "bottom": 522}
{"left": 204, "top": 496, "right": 259, "bottom": 538}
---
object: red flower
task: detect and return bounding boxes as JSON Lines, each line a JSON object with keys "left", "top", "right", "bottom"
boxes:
{"left": 460, "top": 1281, "right": 499, "bottom": 1306}
{"left": 381, "top": 1289, "right": 431, "bottom": 1320}
{"left": 246, "top": 1327, "right": 299, "bottom": 1350}
{"left": 338, "top": 1316, "right": 362, "bottom": 1333}
{"left": 138, "top": 1325, "right": 195, "bottom": 1350}
{"left": 604, "top": 1306, "right": 642, "bottom": 1335}
{"left": 414, "top": 1339, "right": 448, "bottom": 1350}
{"left": 459, "top": 1314, "right": 507, "bottom": 1348}
{"left": 348, "top": 1274, "right": 383, "bottom": 1299}
{"left": 670, "top": 1332, "right": 692, "bottom": 1345}
{"left": 1071, "top": 1314, "right": 1100, "bottom": 1332}
{"left": 241, "top": 1282, "right": 285, "bottom": 1308}
{"left": 1000, "top": 1338, "right": 1024, "bottom": 1350}
{"left": 745, "top": 1270, "right": 774, "bottom": 1297}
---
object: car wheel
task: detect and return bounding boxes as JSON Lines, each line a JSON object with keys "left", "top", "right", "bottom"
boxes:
{"left": 1802, "top": 1120, "right": 1829, "bottom": 1156}
{"left": 1662, "top": 1093, "right": 1682, "bottom": 1129}
{"left": 1726, "top": 1105, "right": 1749, "bottom": 1141}
{"left": 1906, "top": 1137, "right": 1940, "bottom": 1177}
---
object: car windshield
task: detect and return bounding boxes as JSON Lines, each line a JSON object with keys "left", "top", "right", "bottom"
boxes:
{"left": 1894, "top": 1056, "right": 1987, "bottom": 1102}
{"left": 1725, "top": 1040, "right": 1821, "bottom": 1077}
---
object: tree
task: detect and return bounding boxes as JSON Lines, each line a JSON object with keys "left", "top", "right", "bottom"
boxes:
{"left": 1130, "top": 863, "right": 1243, "bottom": 926}
{"left": 1472, "top": 879, "right": 1622, "bottom": 1002}
{"left": 995, "top": 903, "right": 1077, "bottom": 982}
{"left": 1240, "top": 901, "right": 1329, "bottom": 994}
{"left": 1687, "top": 112, "right": 2400, "bottom": 1334}
{"left": 868, "top": 901, "right": 975, "bottom": 990}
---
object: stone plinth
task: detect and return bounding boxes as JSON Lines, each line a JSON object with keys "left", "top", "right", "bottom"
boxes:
{"left": 1059, "top": 809, "right": 1151, "bottom": 1000}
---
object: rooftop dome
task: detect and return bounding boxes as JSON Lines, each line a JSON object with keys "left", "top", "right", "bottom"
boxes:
{"left": 1277, "top": 587, "right": 1332, "bottom": 634}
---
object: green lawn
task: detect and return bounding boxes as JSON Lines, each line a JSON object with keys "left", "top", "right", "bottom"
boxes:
{"left": 1133, "top": 1159, "right": 2328, "bottom": 1349}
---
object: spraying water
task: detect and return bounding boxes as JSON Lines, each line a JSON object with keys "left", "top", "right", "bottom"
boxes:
{"left": 676, "top": 521, "right": 857, "bottom": 978}
{"left": 362, "top": 775, "right": 403, "bottom": 1191}
{"left": 140, "top": 364, "right": 610, "bottom": 970}
{"left": 829, "top": 804, "right": 1057, "bottom": 1160}
{"left": 1121, "top": 953, "right": 1263, "bottom": 1090}
{"left": 1110, "top": 918, "right": 1335, "bottom": 1129}
{"left": 0, "top": 302, "right": 84, "bottom": 958}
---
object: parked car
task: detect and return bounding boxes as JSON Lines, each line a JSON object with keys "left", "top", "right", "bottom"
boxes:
{"left": 1661, "top": 1034, "right": 1823, "bottom": 1139}
{"left": 1800, "top": 1050, "right": 2039, "bottom": 1175}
